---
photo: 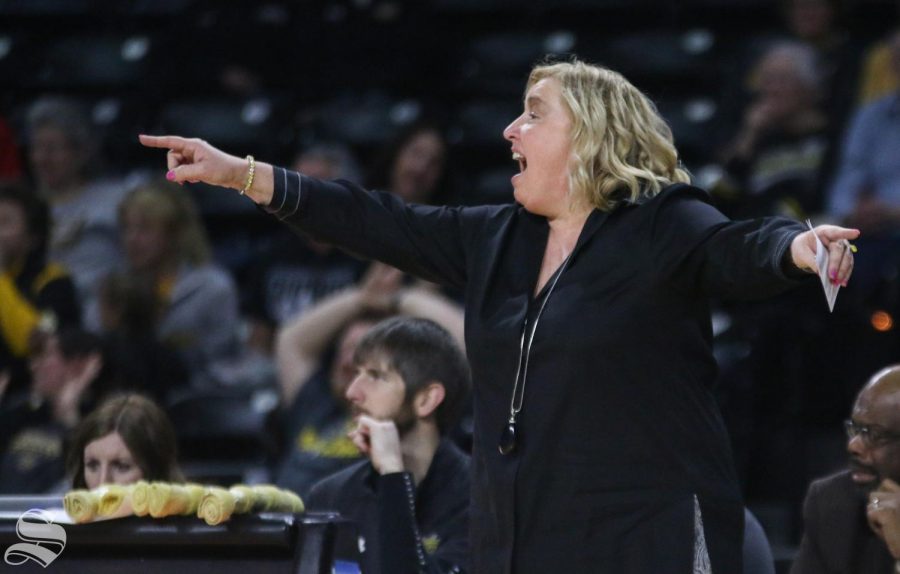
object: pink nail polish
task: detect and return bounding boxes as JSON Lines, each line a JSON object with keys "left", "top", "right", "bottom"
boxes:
{"left": 166, "top": 170, "right": 176, "bottom": 181}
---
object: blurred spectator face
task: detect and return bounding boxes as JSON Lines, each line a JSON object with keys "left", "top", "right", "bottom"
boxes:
{"left": 345, "top": 352, "right": 417, "bottom": 433}
{"left": 292, "top": 144, "right": 360, "bottom": 182}
{"left": 28, "top": 126, "right": 84, "bottom": 192}
{"left": 121, "top": 207, "right": 171, "bottom": 273}
{"left": 390, "top": 129, "right": 446, "bottom": 203}
{"left": 787, "top": 0, "right": 835, "bottom": 42}
{"left": 330, "top": 320, "right": 376, "bottom": 402}
{"left": 753, "top": 49, "right": 816, "bottom": 120}
{"left": 83, "top": 431, "right": 144, "bottom": 489}
{"left": 293, "top": 154, "right": 341, "bottom": 180}
{"left": 30, "top": 335, "right": 71, "bottom": 397}
{"left": 846, "top": 380, "right": 900, "bottom": 492}
{"left": 0, "top": 198, "right": 30, "bottom": 266}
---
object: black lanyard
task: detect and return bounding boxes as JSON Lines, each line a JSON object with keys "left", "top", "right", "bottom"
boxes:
{"left": 498, "top": 254, "right": 572, "bottom": 455}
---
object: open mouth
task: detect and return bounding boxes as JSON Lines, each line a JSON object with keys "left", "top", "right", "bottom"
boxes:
{"left": 512, "top": 152, "right": 527, "bottom": 172}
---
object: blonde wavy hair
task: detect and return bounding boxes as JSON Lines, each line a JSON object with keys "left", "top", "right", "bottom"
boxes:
{"left": 528, "top": 60, "right": 691, "bottom": 212}
{"left": 118, "top": 182, "right": 211, "bottom": 267}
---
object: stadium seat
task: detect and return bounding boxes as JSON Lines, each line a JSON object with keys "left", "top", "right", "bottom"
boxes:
{"left": 156, "top": 96, "right": 290, "bottom": 156}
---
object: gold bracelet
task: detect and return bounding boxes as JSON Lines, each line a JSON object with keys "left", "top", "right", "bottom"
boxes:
{"left": 240, "top": 155, "right": 255, "bottom": 196}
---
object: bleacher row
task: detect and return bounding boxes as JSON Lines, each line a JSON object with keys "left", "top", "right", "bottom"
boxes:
{"left": 2, "top": 0, "right": 896, "bottom": 195}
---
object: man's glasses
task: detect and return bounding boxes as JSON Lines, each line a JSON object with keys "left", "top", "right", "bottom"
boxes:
{"left": 844, "top": 419, "right": 900, "bottom": 447}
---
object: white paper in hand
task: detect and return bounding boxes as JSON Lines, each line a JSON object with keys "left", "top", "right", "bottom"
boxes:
{"left": 807, "top": 219, "right": 840, "bottom": 312}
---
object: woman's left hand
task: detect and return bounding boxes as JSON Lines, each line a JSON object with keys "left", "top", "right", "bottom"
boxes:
{"left": 789, "top": 225, "right": 860, "bottom": 286}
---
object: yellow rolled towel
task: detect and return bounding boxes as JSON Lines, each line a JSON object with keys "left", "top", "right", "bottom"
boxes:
{"left": 96, "top": 484, "right": 134, "bottom": 519}
{"left": 229, "top": 485, "right": 257, "bottom": 514}
{"left": 131, "top": 481, "right": 150, "bottom": 516}
{"left": 250, "top": 485, "right": 304, "bottom": 513}
{"left": 197, "top": 487, "right": 236, "bottom": 526}
{"left": 149, "top": 482, "right": 199, "bottom": 517}
{"left": 283, "top": 490, "right": 304, "bottom": 513}
{"left": 64, "top": 489, "right": 99, "bottom": 524}
{"left": 249, "top": 485, "right": 280, "bottom": 511}
{"left": 184, "top": 483, "right": 205, "bottom": 514}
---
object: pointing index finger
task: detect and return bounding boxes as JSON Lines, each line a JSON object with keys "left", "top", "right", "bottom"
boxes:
{"left": 138, "top": 134, "right": 189, "bottom": 151}
{"left": 818, "top": 225, "right": 861, "bottom": 244}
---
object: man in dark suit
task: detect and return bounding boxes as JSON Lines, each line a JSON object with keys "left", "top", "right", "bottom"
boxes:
{"left": 791, "top": 365, "right": 900, "bottom": 573}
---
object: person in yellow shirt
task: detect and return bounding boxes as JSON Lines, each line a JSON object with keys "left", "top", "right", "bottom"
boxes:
{"left": 0, "top": 184, "right": 80, "bottom": 398}
{"left": 858, "top": 28, "right": 900, "bottom": 104}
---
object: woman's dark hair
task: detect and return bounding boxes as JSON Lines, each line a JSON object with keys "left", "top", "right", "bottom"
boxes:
{"left": 0, "top": 183, "right": 51, "bottom": 260}
{"left": 66, "top": 394, "right": 183, "bottom": 489}
{"left": 365, "top": 119, "right": 452, "bottom": 204}
{"left": 99, "top": 272, "right": 161, "bottom": 336}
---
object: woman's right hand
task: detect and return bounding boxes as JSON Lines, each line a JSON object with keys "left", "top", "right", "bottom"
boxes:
{"left": 138, "top": 135, "right": 274, "bottom": 204}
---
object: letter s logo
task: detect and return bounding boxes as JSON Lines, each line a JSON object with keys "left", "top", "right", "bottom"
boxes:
{"left": 4, "top": 509, "right": 67, "bottom": 568}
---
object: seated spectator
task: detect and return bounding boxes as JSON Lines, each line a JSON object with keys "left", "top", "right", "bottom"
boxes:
{"left": 244, "top": 143, "right": 367, "bottom": 356}
{"left": 780, "top": 0, "right": 862, "bottom": 134}
{"left": 0, "top": 328, "right": 108, "bottom": 494}
{"left": 0, "top": 183, "right": 80, "bottom": 396}
{"left": 366, "top": 120, "right": 454, "bottom": 205}
{"left": 365, "top": 120, "right": 465, "bottom": 302}
{"left": 307, "top": 317, "right": 470, "bottom": 574}
{"left": 116, "top": 182, "right": 241, "bottom": 382}
{"left": 66, "top": 393, "right": 183, "bottom": 489}
{"left": 717, "top": 41, "right": 830, "bottom": 219}
{"left": 857, "top": 26, "right": 900, "bottom": 105}
{"left": 791, "top": 365, "right": 900, "bottom": 573}
{"left": 826, "top": 31, "right": 900, "bottom": 298}
{"left": 827, "top": 30, "right": 900, "bottom": 235}
{"left": 25, "top": 97, "right": 125, "bottom": 309}
{"left": 274, "top": 262, "right": 465, "bottom": 498}
{"left": 716, "top": 0, "right": 861, "bottom": 162}
{"left": 96, "top": 273, "right": 189, "bottom": 403}
{"left": 291, "top": 142, "right": 362, "bottom": 183}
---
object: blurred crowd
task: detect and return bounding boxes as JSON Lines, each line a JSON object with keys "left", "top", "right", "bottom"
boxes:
{"left": 1, "top": 0, "right": 899, "bottom": 556}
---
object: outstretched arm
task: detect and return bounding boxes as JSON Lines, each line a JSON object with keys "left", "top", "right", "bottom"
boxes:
{"left": 139, "top": 135, "right": 276, "bottom": 206}
{"left": 651, "top": 186, "right": 859, "bottom": 298}
{"left": 140, "top": 135, "right": 476, "bottom": 290}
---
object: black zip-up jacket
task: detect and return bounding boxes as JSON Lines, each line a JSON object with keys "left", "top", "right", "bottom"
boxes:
{"left": 307, "top": 439, "right": 470, "bottom": 574}
{"left": 265, "top": 169, "right": 809, "bottom": 573}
